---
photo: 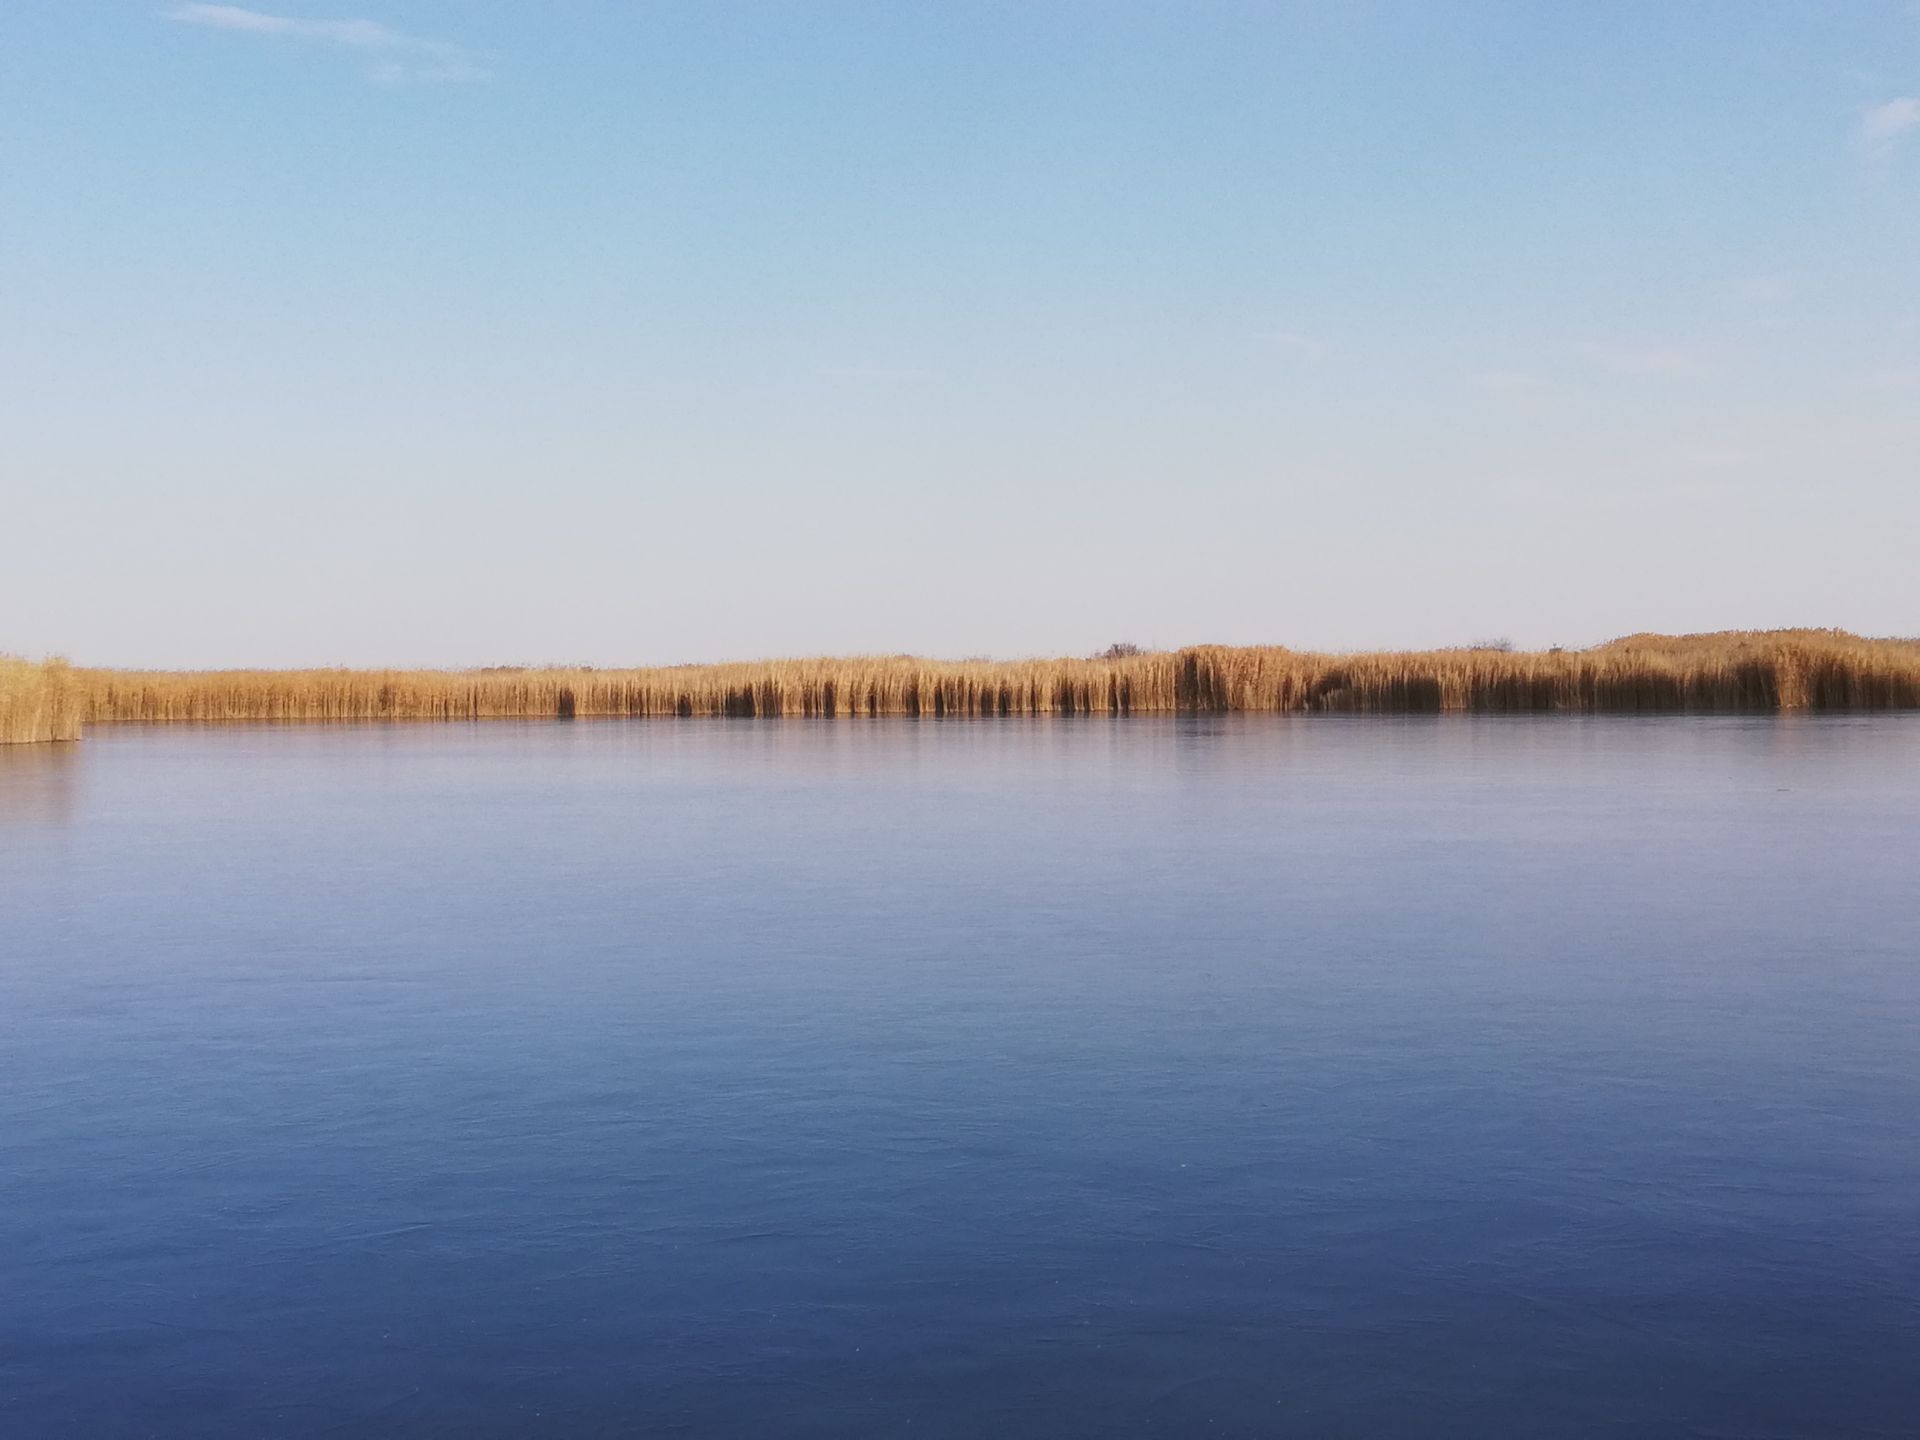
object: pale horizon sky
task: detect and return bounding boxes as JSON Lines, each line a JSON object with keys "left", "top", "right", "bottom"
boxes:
{"left": 4, "top": 2, "right": 1918, "bottom": 668}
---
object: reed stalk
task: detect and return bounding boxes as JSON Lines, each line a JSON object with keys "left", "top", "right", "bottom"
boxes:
{"left": 18, "top": 630, "right": 1913, "bottom": 738}
{"left": 0, "top": 657, "right": 83, "bottom": 744}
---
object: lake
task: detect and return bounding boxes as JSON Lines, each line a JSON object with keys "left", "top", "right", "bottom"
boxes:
{"left": 3, "top": 717, "right": 1918, "bottom": 1437}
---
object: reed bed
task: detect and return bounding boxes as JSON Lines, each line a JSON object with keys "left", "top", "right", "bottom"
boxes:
{"left": 0, "top": 657, "right": 83, "bottom": 744}
{"left": 46, "top": 630, "right": 1920, "bottom": 734}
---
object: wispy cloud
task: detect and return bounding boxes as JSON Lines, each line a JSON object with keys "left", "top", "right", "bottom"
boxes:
{"left": 1729, "top": 271, "right": 1793, "bottom": 307}
{"left": 1859, "top": 97, "right": 1920, "bottom": 152}
{"left": 1261, "top": 328, "right": 1323, "bottom": 354}
{"left": 822, "top": 363, "right": 940, "bottom": 384}
{"left": 167, "top": 4, "right": 489, "bottom": 83}
{"left": 1653, "top": 442, "right": 1753, "bottom": 475}
{"left": 1578, "top": 342, "right": 1721, "bottom": 380}
{"left": 1469, "top": 368, "right": 1551, "bottom": 396}
{"left": 1857, "top": 367, "right": 1920, "bottom": 391}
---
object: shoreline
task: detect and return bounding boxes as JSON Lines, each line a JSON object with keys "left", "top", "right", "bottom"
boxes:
{"left": 7, "top": 630, "right": 1920, "bottom": 743}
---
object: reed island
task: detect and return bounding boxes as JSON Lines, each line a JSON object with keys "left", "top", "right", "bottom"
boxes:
{"left": 4, "top": 630, "right": 1919, "bottom": 745}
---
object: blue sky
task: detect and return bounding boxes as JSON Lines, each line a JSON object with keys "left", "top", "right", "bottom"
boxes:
{"left": 4, "top": 2, "right": 1917, "bottom": 666}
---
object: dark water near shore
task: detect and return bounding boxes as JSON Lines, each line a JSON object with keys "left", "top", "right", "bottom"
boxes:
{"left": 3, "top": 717, "right": 1919, "bottom": 1438}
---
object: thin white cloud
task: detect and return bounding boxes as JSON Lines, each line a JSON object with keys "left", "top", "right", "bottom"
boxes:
{"left": 1654, "top": 443, "right": 1753, "bottom": 474}
{"left": 1858, "top": 367, "right": 1920, "bottom": 391}
{"left": 823, "top": 364, "right": 940, "bottom": 384}
{"left": 167, "top": 4, "right": 489, "bottom": 83}
{"left": 1578, "top": 342, "right": 1720, "bottom": 380}
{"left": 1729, "top": 272, "right": 1793, "bottom": 306}
{"left": 1470, "top": 369, "right": 1551, "bottom": 396}
{"left": 1859, "top": 97, "right": 1920, "bottom": 151}
{"left": 1261, "top": 328, "right": 1323, "bottom": 354}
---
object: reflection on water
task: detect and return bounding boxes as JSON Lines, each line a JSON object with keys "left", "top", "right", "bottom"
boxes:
{"left": 2, "top": 716, "right": 1919, "bottom": 1439}
{"left": 0, "top": 741, "right": 80, "bottom": 826}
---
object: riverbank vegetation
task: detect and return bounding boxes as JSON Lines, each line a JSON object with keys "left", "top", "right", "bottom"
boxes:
{"left": 0, "top": 657, "right": 83, "bottom": 744}
{"left": 12, "top": 630, "right": 1910, "bottom": 739}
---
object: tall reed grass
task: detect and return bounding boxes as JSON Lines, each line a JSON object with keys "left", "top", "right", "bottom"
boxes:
{"left": 48, "top": 630, "right": 1920, "bottom": 733}
{"left": 0, "top": 657, "right": 83, "bottom": 744}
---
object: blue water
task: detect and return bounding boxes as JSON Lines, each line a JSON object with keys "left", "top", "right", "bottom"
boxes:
{"left": 3, "top": 717, "right": 1919, "bottom": 1438}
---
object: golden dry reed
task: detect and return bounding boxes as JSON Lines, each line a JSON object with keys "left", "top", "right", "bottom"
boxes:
{"left": 0, "top": 656, "right": 84, "bottom": 744}
{"left": 20, "top": 630, "right": 1917, "bottom": 738}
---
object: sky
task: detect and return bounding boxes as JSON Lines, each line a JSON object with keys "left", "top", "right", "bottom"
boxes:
{"left": 3, "top": 2, "right": 1918, "bottom": 667}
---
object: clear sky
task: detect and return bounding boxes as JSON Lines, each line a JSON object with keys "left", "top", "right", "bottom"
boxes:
{"left": 4, "top": 2, "right": 1917, "bottom": 667}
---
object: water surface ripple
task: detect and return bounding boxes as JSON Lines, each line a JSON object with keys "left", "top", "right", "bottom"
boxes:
{"left": 3, "top": 717, "right": 1917, "bottom": 1437}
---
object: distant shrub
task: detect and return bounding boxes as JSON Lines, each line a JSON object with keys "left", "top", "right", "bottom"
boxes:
{"left": 1099, "top": 643, "right": 1144, "bottom": 660}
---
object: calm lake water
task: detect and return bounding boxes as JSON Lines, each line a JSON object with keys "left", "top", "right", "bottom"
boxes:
{"left": 3, "top": 717, "right": 1919, "bottom": 1438}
